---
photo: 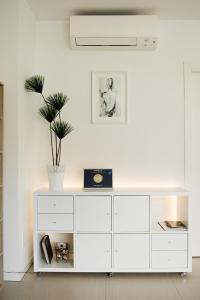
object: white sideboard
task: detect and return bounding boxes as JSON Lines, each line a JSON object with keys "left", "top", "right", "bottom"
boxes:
{"left": 34, "top": 188, "right": 191, "bottom": 274}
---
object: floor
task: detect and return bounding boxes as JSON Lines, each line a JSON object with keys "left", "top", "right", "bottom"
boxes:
{"left": 0, "top": 255, "right": 3, "bottom": 283}
{"left": 0, "top": 259, "right": 200, "bottom": 300}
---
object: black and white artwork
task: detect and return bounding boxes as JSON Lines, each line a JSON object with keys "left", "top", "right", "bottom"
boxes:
{"left": 92, "top": 72, "right": 127, "bottom": 124}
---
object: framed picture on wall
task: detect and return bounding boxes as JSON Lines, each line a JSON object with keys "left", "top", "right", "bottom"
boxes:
{"left": 91, "top": 71, "right": 127, "bottom": 124}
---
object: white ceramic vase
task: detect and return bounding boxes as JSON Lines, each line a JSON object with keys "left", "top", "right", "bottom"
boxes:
{"left": 47, "top": 165, "right": 65, "bottom": 191}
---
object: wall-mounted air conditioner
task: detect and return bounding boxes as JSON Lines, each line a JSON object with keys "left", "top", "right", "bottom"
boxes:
{"left": 70, "top": 15, "right": 158, "bottom": 50}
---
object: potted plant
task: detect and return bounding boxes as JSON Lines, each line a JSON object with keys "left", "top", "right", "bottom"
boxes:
{"left": 25, "top": 75, "right": 73, "bottom": 191}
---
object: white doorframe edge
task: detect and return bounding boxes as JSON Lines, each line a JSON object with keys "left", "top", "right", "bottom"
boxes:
{"left": 183, "top": 62, "right": 200, "bottom": 189}
{"left": 184, "top": 62, "right": 200, "bottom": 258}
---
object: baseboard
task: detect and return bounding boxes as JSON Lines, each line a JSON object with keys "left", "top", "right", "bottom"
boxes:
{"left": 3, "top": 272, "right": 25, "bottom": 282}
{"left": 3, "top": 257, "right": 33, "bottom": 282}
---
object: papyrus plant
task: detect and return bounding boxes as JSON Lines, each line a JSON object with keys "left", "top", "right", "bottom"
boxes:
{"left": 25, "top": 75, "right": 73, "bottom": 166}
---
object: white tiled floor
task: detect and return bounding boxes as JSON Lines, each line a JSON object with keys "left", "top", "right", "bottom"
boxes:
{"left": 0, "top": 259, "right": 200, "bottom": 300}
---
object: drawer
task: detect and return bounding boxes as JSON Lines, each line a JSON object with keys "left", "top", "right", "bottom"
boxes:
{"left": 152, "top": 251, "right": 187, "bottom": 269}
{"left": 152, "top": 234, "right": 187, "bottom": 251}
{"left": 38, "top": 214, "right": 73, "bottom": 231}
{"left": 37, "top": 196, "right": 73, "bottom": 213}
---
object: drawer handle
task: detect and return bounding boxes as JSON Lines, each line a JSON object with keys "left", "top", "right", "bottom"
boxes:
{"left": 53, "top": 221, "right": 57, "bottom": 224}
{"left": 53, "top": 203, "right": 57, "bottom": 207}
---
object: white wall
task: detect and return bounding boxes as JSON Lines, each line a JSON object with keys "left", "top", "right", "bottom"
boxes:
{"left": 2, "top": 10, "right": 200, "bottom": 280}
{"left": 35, "top": 20, "right": 200, "bottom": 255}
{"left": 0, "top": 0, "right": 36, "bottom": 280}
{"left": 35, "top": 20, "right": 190, "bottom": 188}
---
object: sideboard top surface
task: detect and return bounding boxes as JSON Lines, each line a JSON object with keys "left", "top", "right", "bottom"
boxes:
{"left": 35, "top": 187, "right": 189, "bottom": 196}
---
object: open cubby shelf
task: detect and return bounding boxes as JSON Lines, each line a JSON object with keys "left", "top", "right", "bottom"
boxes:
{"left": 36, "top": 232, "right": 74, "bottom": 270}
{"left": 38, "top": 258, "right": 74, "bottom": 270}
{"left": 150, "top": 195, "right": 188, "bottom": 232}
{"left": 151, "top": 223, "right": 188, "bottom": 234}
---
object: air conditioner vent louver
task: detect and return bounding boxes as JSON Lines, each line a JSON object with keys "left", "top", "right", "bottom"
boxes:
{"left": 75, "top": 37, "right": 137, "bottom": 47}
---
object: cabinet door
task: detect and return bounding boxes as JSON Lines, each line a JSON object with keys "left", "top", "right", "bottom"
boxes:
{"left": 75, "top": 234, "right": 111, "bottom": 269}
{"left": 76, "top": 196, "right": 111, "bottom": 232}
{"left": 114, "top": 196, "right": 149, "bottom": 232}
{"left": 113, "top": 234, "right": 149, "bottom": 269}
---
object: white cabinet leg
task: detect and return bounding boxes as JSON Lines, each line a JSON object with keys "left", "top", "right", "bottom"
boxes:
{"left": 180, "top": 272, "right": 187, "bottom": 277}
{"left": 106, "top": 272, "right": 114, "bottom": 277}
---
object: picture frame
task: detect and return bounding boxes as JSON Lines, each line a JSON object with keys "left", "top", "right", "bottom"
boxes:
{"left": 92, "top": 71, "right": 127, "bottom": 124}
{"left": 84, "top": 169, "right": 113, "bottom": 189}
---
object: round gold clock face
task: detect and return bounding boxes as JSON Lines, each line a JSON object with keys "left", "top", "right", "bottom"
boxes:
{"left": 93, "top": 173, "right": 103, "bottom": 184}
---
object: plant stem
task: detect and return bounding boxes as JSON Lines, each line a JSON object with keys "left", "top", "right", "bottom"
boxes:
{"left": 41, "top": 93, "right": 51, "bottom": 106}
{"left": 41, "top": 92, "right": 55, "bottom": 166}
{"left": 56, "top": 112, "right": 62, "bottom": 166}
{"left": 55, "top": 132, "right": 58, "bottom": 165}
{"left": 50, "top": 123, "right": 54, "bottom": 166}
{"left": 58, "top": 140, "right": 62, "bottom": 166}
{"left": 41, "top": 93, "right": 48, "bottom": 106}
{"left": 56, "top": 139, "right": 61, "bottom": 166}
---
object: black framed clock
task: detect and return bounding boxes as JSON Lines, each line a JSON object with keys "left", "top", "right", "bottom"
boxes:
{"left": 84, "top": 169, "right": 113, "bottom": 189}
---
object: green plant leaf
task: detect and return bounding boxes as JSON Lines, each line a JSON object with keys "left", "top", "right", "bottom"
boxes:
{"left": 51, "top": 121, "right": 73, "bottom": 140}
{"left": 39, "top": 105, "right": 57, "bottom": 123}
{"left": 47, "top": 93, "right": 69, "bottom": 111}
{"left": 25, "top": 75, "right": 44, "bottom": 93}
